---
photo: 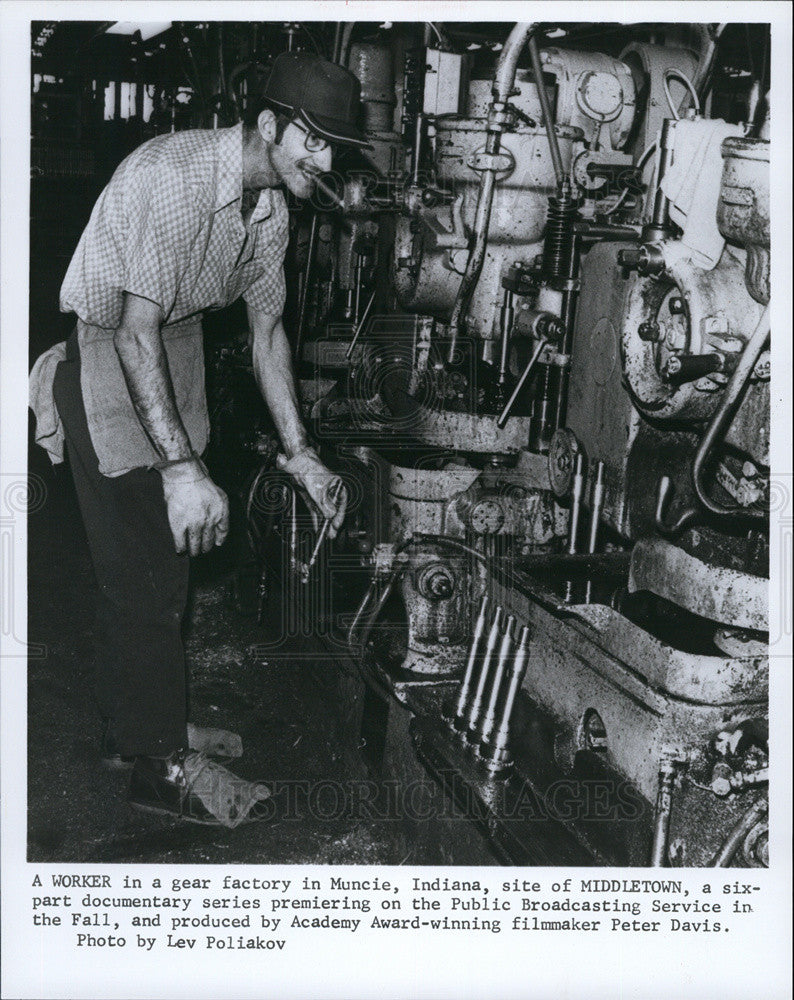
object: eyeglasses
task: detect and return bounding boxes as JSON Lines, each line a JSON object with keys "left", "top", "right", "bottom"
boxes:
{"left": 292, "top": 120, "right": 331, "bottom": 154}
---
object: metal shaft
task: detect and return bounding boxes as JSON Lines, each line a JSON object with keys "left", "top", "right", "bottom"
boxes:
{"left": 497, "top": 337, "right": 546, "bottom": 428}
{"left": 459, "top": 605, "right": 503, "bottom": 735}
{"left": 567, "top": 453, "right": 585, "bottom": 555}
{"left": 345, "top": 289, "right": 377, "bottom": 360}
{"left": 489, "top": 625, "right": 530, "bottom": 754}
{"left": 650, "top": 759, "right": 677, "bottom": 867}
{"left": 477, "top": 616, "right": 515, "bottom": 743}
{"left": 587, "top": 460, "right": 605, "bottom": 554}
{"left": 452, "top": 594, "right": 491, "bottom": 722}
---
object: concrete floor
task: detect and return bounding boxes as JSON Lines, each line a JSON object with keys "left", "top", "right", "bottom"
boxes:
{"left": 26, "top": 438, "right": 409, "bottom": 865}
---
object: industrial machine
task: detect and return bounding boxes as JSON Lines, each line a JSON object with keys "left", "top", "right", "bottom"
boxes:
{"left": 33, "top": 19, "right": 772, "bottom": 866}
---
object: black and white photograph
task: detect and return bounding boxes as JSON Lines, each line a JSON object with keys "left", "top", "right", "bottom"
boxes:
{"left": 2, "top": 4, "right": 792, "bottom": 999}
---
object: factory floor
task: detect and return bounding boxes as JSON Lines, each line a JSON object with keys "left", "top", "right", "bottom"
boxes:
{"left": 26, "top": 436, "right": 409, "bottom": 865}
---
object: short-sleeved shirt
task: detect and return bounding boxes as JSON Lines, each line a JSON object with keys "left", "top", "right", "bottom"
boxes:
{"left": 59, "top": 123, "right": 289, "bottom": 475}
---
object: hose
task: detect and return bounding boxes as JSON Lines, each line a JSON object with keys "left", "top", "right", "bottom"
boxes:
{"left": 663, "top": 68, "right": 701, "bottom": 120}
{"left": 709, "top": 797, "right": 768, "bottom": 867}
{"left": 446, "top": 22, "right": 537, "bottom": 364}
{"left": 691, "top": 306, "right": 770, "bottom": 519}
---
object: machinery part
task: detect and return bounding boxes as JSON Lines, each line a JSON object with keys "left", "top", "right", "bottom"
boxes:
{"left": 547, "top": 428, "right": 581, "bottom": 499}
{"left": 650, "top": 758, "right": 678, "bottom": 867}
{"left": 478, "top": 624, "right": 531, "bottom": 772}
{"left": 475, "top": 617, "right": 516, "bottom": 744}
{"left": 587, "top": 461, "right": 606, "bottom": 554}
{"left": 647, "top": 117, "right": 675, "bottom": 241}
{"left": 448, "top": 593, "right": 491, "bottom": 726}
{"left": 456, "top": 605, "right": 504, "bottom": 736}
{"left": 446, "top": 22, "right": 538, "bottom": 363}
{"left": 690, "top": 305, "right": 770, "bottom": 520}
{"left": 718, "top": 136, "right": 770, "bottom": 305}
{"left": 344, "top": 289, "right": 376, "bottom": 360}
{"left": 527, "top": 34, "right": 565, "bottom": 187}
{"left": 567, "top": 453, "right": 585, "bottom": 555}
{"left": 496, "top": 336, "right": 547, "bottom": 428}
{"left": 294, "top": 212, "right": 319, "bottom": 359}
{"left": 709, "top": 797, "right": 768, "bottom": 867}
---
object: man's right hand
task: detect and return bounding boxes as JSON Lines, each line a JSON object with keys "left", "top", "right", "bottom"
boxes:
{"left": 159, "top": 458, "right": 229, "bottom": 556}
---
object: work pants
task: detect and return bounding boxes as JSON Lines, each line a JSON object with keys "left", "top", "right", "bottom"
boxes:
{"left": 52, "top": 332, "right": 189, "bottom": 757}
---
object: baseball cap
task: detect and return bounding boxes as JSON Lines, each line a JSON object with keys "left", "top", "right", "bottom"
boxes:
{"left": 263, "top": 51, "right": 372, "bottom": 150}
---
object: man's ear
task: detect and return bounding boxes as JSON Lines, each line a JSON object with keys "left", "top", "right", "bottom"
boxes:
{"left": 257, "top": 108, "right": 277, "bottom": 144}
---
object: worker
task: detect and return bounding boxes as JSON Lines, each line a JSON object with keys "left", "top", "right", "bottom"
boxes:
{"left": 29, "top": 52, "right": 370, "bottom": 828}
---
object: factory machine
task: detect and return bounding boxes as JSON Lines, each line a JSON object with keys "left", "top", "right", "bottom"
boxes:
{"left": 33, "top": 19, "right": 771, "bottom": 866}
{"left": 231, "top": 21, "right": 772, "bottom": 868}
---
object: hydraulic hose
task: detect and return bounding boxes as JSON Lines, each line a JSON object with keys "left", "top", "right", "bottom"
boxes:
{"left": 446, "top": 23, "right": 537, "bottom": 364}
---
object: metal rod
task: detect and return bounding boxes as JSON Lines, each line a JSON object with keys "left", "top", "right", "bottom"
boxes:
{"left": 497, "top": 288, "right": 515, "bottom": 391}
{"left": 527, "top": 34, "right": 564, "bottom": 187}
{"left": 497, "top": 337, "right": 546, "bottom": 428}
{"left": 345, "top": 289, "right": 377, "bottom": 360}
{"left": 567, "top": 453, "right": 585, "bottom": 555}
{"left": 301, "top": 480, "right": 343, "bottom": 583}
{"left": 650, "top": 118, "right": 674, "bottom": 232}
{"left": 485, "top": 624, "right": 531, "bottom": 761}
{"left": 294, "top": 213, "right": 319, "bottom": 360}
{"left": 650, "top": 759, "right": 677, "bottom": 867}
{"left": 477, "top": 617, "right": 515, "bottom": 743}
{"left": 452, "top": 594, "right": 491, "bottom": 723}
{"left": 459, "top": 605, "right": 503, "bottom": 736}
{"left": 587, "top": 460, "right": 605, "bottom": 554}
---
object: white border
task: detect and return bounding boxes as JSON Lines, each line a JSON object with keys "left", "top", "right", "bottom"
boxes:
{"left": 2, "top": 4, "right": 792, "bottom": 999}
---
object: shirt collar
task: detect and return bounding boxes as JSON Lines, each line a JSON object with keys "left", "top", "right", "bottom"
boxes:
{"left": 215, "top": 122, "right": 273, "bottom": 223}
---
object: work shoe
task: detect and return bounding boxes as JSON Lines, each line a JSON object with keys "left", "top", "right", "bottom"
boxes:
{"left": 128, "top": 751, "right": 271, "bottom": 828}
{"left": 101, "top": 721, "right": 243, "bottom": 769}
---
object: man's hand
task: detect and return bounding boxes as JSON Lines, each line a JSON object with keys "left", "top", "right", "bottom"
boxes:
{"left": 278, "top": 447, "right": 347, "bottom": 537}
{"left": 159, "top": 457, "right": 230, "bottom": 556}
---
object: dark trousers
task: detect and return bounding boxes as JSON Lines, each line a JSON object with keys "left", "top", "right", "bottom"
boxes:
{"left": 53, "top": 334, "right": 189, "bottom": 757}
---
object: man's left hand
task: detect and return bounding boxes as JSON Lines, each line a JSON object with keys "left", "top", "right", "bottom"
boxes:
{"left": 278, "top": 447, "right": 347, "bottom": 537}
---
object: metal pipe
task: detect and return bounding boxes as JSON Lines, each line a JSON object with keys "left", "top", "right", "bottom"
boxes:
{"left": 345, "top": 289, "right": 377, "bottom": 360}
{"left": 527, "top": 34, "right": 564, "bottom": 187}
{"left": 567, "top": 453, "right": 585, "bottom": 555}
{"left": 446, "top": 23, "right": 537, "bottom": 365}
{"left": 497, "top": 288, "right": 515, "bottom": 394}
{"left": 452, "top": 594, "right": 491, "bottom": 725}
{"left": 709, "top": 797, "right": 768, "bottom": 867}
{"left": 477, "top": 617, "right": 516, "bottom": 744}
{"left": 650, "top": 118, "right": 675, "bottom": 233}
{"left": 481, "top": 624, "right": 531, "bottom": 767}
{"left": 459, "top": 606, "right": 503, "bottom": 737}
{"left": 294, "top": 213, "right": 319, "bottom": 360}
{"left": 587, "top": 461, "right": 605, "bottom": 554}
{"left": 691, "top": 306, "right": 770, "bottom": 519}
{"left": 496, "top": 337, "right": 547, "bottom": 428}
{"left": 650, "top": 759, "right": 677, "bottom": 867}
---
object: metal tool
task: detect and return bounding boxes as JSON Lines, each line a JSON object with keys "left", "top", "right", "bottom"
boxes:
{"left": 301, "top": 479, "right": 344, "bottom": 584}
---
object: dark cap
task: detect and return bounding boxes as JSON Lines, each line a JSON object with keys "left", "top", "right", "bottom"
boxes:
{"left": 263, "top": 51, "right": 372, "bottom": 150}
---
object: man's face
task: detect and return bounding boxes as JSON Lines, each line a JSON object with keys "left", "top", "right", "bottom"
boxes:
{"left": 271, "top": 120, "right": 333, "bottom": 199}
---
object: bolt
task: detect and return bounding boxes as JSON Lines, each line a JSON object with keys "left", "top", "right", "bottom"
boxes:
{"left": 618, "top": 248, "right": 642, "bottom": 269}
{"left": 668, "top": 296, "right": 686, "bottom": 315}
{"left": 638, "top": 320, "right": 661, "bottom": 342}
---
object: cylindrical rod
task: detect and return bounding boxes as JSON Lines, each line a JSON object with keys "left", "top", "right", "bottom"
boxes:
{"left": 650, "top": 759, "right": 677, "bottom": 867}
{"left": 459, "top": 605, "right": 503, "bottom": 735}
{"left": 497, "top": 337, "right": 546, "bottom": 428}
{"left": 477, "top": 616, "right": 516, "bottom": 743}
{"left": 588, "top": 460, "right": 605, "bottom": 554}
{"left": 452, "top": 594, "right": 490, "bottom": 722}
{"left": 488, "top": 624, "right": 531, "bottom": 754}
{"left": 567, "top": 453, "right": 585, "bottom": 555}
{"left": 294, "top": 212, "right": 319, "bottom": 359}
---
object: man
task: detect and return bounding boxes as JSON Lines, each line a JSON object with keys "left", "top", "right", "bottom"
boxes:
{"left": 30, "top": 52, "right": 370, "bottom": 828}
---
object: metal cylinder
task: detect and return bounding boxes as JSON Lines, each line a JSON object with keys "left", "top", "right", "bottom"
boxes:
{"left": 567, "top": 453, "right": 585, "bottom": 555}
{"left": 650, "top": 759, "right": 677, "bottom": 867}
{"left": 459, "top": 605, "right": 504, "bottom": 737}
{"left": 587, "top": 460, "right": 605, "bottom": 554}
{"left": 480, "top": 624, "right": 531, "bottom": 769}
{"left": 473, "top": 615, "right": 515, "bottom": 743}
{"left": 449, "top": 594, "right": 490, "bottom": 727}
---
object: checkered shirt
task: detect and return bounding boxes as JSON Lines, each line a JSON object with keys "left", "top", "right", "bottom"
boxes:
{"left": 61, "top": 122, "right": 288, "bottom": 326}
{"left": 56, "top": 123, "right": 288, "bottom": 476}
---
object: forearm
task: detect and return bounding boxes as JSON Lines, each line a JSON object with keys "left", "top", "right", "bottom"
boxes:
{"left": 113, "top": 300, "right": 194, "bottom": 464}
{"left": 251, "top": 317, "right": 309, "bottom": 459}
